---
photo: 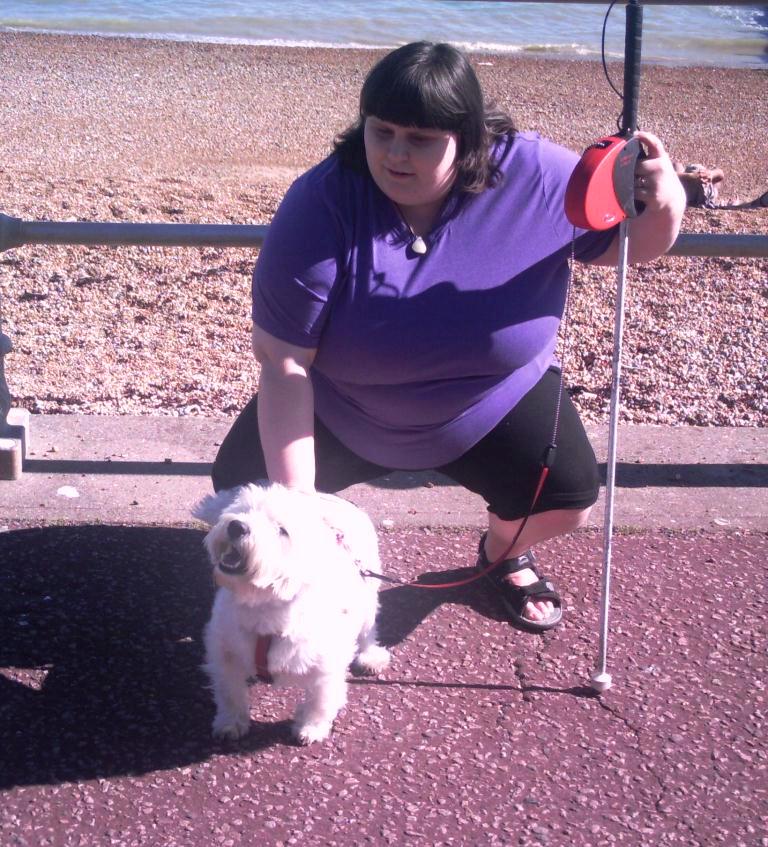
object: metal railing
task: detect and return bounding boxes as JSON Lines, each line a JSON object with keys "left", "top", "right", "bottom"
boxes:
{"left": 0, "top": 214, "right": 268, "bottom": 252}
{"left": 1, "top": 213, "right": 766, "bottom": 258}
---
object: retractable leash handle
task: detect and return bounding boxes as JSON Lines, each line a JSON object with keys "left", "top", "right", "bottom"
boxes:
{"left": 564, "top": 0, "right": 644, "bottom": 694}
{"left": 564, "top": 135, "right": 643, "bottom": 230}
{"left": 564, "top": 0, "right": 644, "bottom": 231}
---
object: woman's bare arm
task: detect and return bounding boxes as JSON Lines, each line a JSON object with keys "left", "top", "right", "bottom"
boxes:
{"left": 251, "top": 324, "right": 318, "bottom": 491}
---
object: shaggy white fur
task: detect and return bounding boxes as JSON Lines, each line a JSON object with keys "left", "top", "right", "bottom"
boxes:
{"left": 193, "top": 483, "right": 390, "bottom": 745}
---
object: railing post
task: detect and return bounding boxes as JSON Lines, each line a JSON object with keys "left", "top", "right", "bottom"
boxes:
{"left": 0, "top": 332, "right": 10, "bottom": 428}
{"left": 1, "top": 216, "right": 29, "bottom": 478}
{"left": 0, "top": 334, "right": 28, "bottom": 481}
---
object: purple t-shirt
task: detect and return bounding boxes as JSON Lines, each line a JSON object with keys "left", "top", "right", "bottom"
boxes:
{"left": 252, "top": 131, "right": 614, "bottom": 469}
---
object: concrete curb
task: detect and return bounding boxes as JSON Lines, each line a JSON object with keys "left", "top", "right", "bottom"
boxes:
{"left": 0, "top": 413, "right": 766, "bottom": 532}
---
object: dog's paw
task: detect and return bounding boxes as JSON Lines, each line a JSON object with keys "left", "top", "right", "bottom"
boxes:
{"left": 292, "top": 719, "right": 334, "bottom": 745}
{"left": 354, "top": 644, "right": 391, "bottom": 675}
{"left": 212, "top": 711, "right": 251, "bottom": 740}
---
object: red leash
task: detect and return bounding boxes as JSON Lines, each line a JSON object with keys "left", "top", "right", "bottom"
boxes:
{"left": 360, "top": 450, "right": 554, "bottom": 591}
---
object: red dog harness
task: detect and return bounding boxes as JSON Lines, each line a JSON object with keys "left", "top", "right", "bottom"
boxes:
{"left": 252, "top": 528, "right": 359, "bottom": 682}
{"left": 254, "top": 635, "right": 273, "bottom": 683}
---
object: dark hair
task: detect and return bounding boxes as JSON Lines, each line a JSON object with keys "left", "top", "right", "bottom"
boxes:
{"left": 334, "top": 41, "right": 516, "bottom": 194}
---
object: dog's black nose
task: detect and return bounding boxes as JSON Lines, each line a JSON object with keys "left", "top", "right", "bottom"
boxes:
{"left": 227, "top": 519, "right": 249, "bottom": 541}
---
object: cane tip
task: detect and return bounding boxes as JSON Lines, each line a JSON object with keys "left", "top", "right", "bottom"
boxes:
{"left": 590, "top": 670, "right": 613, "bottom": 693}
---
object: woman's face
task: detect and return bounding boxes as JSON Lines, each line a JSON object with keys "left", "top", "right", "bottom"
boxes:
{"left": 363, "top": 116, "right": 459, "bottom": 212}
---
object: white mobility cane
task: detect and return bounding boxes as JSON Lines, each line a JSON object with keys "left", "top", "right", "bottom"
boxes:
{"left": 590, "top": 219, "right": 630, "bottom": 693}
{"left": 564, "top": 0, "right": 645, "bottom": 692}
{"left": 590, "top": 0, "right": 644, "bottom": 693}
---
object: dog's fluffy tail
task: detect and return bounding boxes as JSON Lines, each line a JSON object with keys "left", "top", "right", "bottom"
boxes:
{"left": 191, "top": 488, "right": 242, "bottom": 526}
{"left": 192, "top": 481, "right": 272, "bottom": 525}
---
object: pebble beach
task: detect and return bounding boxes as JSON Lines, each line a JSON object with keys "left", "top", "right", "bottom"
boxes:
{"left": 0, "top": 31, "right": 766, "bottom": 426}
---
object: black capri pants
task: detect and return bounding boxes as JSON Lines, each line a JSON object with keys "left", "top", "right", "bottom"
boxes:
{"left": 212, "top": 367, "right": 599, "bottom": 522}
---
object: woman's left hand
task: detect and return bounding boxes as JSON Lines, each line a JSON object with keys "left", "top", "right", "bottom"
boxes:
{"left": 590, "top": 129, "right": 686, "bottom": 266}
{"left": 631, "top": 130, "right": 687, "bottom": 215}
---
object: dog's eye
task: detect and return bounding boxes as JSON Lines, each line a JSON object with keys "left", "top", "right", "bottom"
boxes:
{"left": 278, "top": 526, "right": 289, "bottom": 538}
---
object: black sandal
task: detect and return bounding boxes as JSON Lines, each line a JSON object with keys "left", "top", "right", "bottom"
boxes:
{"left": 475, "top": 534, "right": 563, "bottom": 632}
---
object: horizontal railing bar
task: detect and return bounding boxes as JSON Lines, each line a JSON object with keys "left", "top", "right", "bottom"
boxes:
{"left": 461, "top": 1, "right": 755, "bottom": 4}
{"left": 0, "top": 216, "right": 268, "bottom": 250}
{"left": 667, "top": 234, "right": 768, "bottom": 259}
{"left": 1, "top": 213, "right": 766, "bottom": 258}
{"left": 462, "top": 1, "right": 755, "bottom": 4}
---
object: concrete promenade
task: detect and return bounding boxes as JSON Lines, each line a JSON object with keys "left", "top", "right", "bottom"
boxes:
{"left": 1, "top": 414, "right": 765, "bottom": 531}
{"left": 0, "top": 414, "right": 766, "bottom": 846}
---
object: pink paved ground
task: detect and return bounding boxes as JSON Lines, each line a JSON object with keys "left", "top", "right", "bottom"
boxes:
{"left": 1, "top": 524, "right": 765, "bottom": 846}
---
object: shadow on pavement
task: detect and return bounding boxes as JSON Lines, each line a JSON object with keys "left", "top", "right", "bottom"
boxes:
{"left": 0, "top": 524, "right": 486, "bottom": 788}
{"left": 376, "top": 567, "right": 506, "bottom": 646}
{"left": 19, "top": 460, "right": 768, "bottom": 488}
{"left": 0, "top": 525, "right": 220, "bottom": 787}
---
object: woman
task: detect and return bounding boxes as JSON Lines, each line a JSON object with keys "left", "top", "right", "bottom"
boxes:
{"left": 213, "top": 42, "right": 685, "bottom": 631}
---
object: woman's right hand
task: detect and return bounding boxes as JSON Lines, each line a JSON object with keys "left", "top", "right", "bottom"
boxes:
{"left": 251, "top": 324, "right": 318, "bottom": 491}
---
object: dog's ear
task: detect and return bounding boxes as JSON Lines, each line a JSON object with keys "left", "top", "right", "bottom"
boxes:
{"left": 191, "top": 488, "right": 242, "bottom": 525}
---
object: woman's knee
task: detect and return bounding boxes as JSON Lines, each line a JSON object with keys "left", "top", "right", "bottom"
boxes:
{"left": 566, "top": 506, "right": 594, "bottom": 531}
{"left": 535, "top": 506, "right": 593, "bottom": 534}
{"left": 489, "top": 505, "right": 593, "bottom": 534}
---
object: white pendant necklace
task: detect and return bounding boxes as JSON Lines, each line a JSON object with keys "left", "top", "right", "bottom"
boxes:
{"left": 395, "top": 203, "right": 429, "bottom": 256}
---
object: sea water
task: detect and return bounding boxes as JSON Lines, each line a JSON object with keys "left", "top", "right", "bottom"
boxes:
{"left": 1, "top": 1, "right": 766, "bottom": 68}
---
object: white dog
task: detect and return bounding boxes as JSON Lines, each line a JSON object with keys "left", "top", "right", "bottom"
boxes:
{"left": 193, "top": 483, "right": 390, "bottom": 745}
